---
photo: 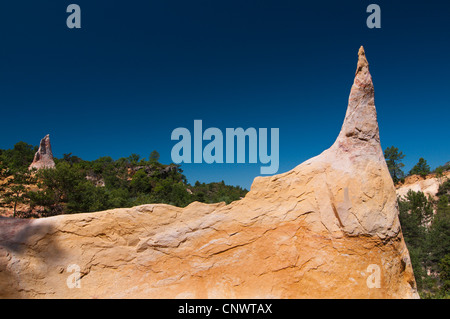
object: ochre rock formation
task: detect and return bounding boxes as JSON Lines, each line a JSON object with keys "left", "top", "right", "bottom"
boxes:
{"left": 28, "top": 134, "right": 56, "bottom": 170}
{"left": 396, "top": 172, "right": 450, "bottom": 200}
{"left": 0, "top": 47, "right": 418, "bottom": 299}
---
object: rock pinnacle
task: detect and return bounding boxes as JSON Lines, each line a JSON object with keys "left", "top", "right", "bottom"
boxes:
{"left": 333, "top": 46, "right": 381, "bottom": 159}
{"left": 28, "top": 134, "right": 56, "bottom": 170}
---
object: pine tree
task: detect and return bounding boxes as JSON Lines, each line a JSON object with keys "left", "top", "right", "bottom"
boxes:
{"left": 0, "top": 168, "right": 35, "bottom": 217}
{"left": 384, "top": 146, "right": 405, "bottom": 183}
{"left": 410, "top": 158, "right": 431, "bottom": 178}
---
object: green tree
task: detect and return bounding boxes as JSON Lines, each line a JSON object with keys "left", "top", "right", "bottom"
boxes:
{"left": 91, "top": 156, "right": 114, "bottom": 174}
{"left": 398, "top": 190, "right": 434, "bottom": 291}
{"left": 149, "top": 150, "right": 160, "bottom": 163}
{"left": 437, "top": 179, "right": 450, "bottom": 198}
{"left": 107, "top": 188, "right": 131, "bottom": 208}
{"left": 428, "top": 195, "right": 450, "bottom": 266}
{"left": 66, "top": 180, "right": 109, "bottom": 213}
{"left": 0, "top": 142, "right": 37, "bottom": 170}
{"left": 435, "top": 167, "right": 445, "bottom": 185}
{"left": 190, "top": 181, "right": 247, "bottom": 204}
{"left": 127, "top": 154, "right": 140, "bottom": 166}
{"left": 130, "top": 169, "right": 151, "bottom": 194}
{"left": 62, "top": 153, "right": 83, "bottom": 165}
{"left": 384, "top": 146, "right": 405, "bottom": 183}
{"left": 399, "top": 190, "right": 432, "bottom": 248}
{"left": 439, "top": 254, "right": 450, "bottom": 295}
{"left": 0, "top": 169, "right": 35, "bottom": 217}
{"left": 410, "top": 158, "right": 431, "bottom": 178}
{"left": 32, "top": 162, "right": 86, "bottom": 215}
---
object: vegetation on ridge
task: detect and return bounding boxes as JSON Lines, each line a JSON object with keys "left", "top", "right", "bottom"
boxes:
{"left": 0, "top": 142, "right": 247, "bottom": 218}
{"left": 384, "top": 145, "right": 450, "bottom": 298}
{"left": 398, "top": 184, "right": 450, "bottom": 298}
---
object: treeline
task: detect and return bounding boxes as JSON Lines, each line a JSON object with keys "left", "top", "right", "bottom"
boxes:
{"left": 384, "top": 145, "right": 450, "bottom": 298}
{"left": 0, "top": 142, "right": 248, "bottom": 217}
{"left": 398, "top": 182, "right": 450, "bottom": 298}
{"left": 384, "top": 146, "right": 449, "bottom": 184}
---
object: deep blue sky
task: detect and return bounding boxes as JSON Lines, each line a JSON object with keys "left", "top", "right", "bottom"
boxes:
{"left": 1, "top": 1, "right": 449, "bottom": 189}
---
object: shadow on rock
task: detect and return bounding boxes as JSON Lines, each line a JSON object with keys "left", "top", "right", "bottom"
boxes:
{"left": 0, "top": 216, "right": 64, "bottom": 298}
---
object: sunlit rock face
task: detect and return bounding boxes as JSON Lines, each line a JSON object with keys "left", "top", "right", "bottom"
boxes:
{"left": 0, "top": 48, "right": 418, "bottom": 299}
{"left": 28, "top": 134, "right": 56, "bottom": 170}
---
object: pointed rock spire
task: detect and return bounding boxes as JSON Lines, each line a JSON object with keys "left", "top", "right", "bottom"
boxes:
{"left": 355, "top": 46, "right": 370, "bottom": 76}
{"left": 302, "top": 46, "right": 397, "bottom": 237}
{"left": 29, "top": 134, "right": 56, "bottom": 170}
{"left": 333, "top": 46, "right": 381, "bottom": 158}
{"left": 0, "top": 47, "right": 418, "bottom": 299}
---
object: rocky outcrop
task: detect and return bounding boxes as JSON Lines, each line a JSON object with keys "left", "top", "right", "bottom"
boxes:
{"left": 0, "top": 47, "right": 418, "bottom": 299}
{"left": 28, "top": 134, "right": 55, "bottom": 170}
{"left": 396, "top": 172, "right": 450, "bottom": 200}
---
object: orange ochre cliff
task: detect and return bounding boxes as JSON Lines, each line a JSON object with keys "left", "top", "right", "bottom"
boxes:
{"left": 0, "top": 47, "right": 418, "bottom": 299}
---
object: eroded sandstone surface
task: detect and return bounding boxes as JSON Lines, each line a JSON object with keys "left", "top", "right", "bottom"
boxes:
{"left": 396, "top": 172, "right": 450, "bottom": 200}
{"left": 0, "top": 47, "right": 418, "bottom": 299}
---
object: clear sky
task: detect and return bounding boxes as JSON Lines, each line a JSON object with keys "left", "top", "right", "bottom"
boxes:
{"left": 0, "top": 1, "right": 449, "bottom": 189}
